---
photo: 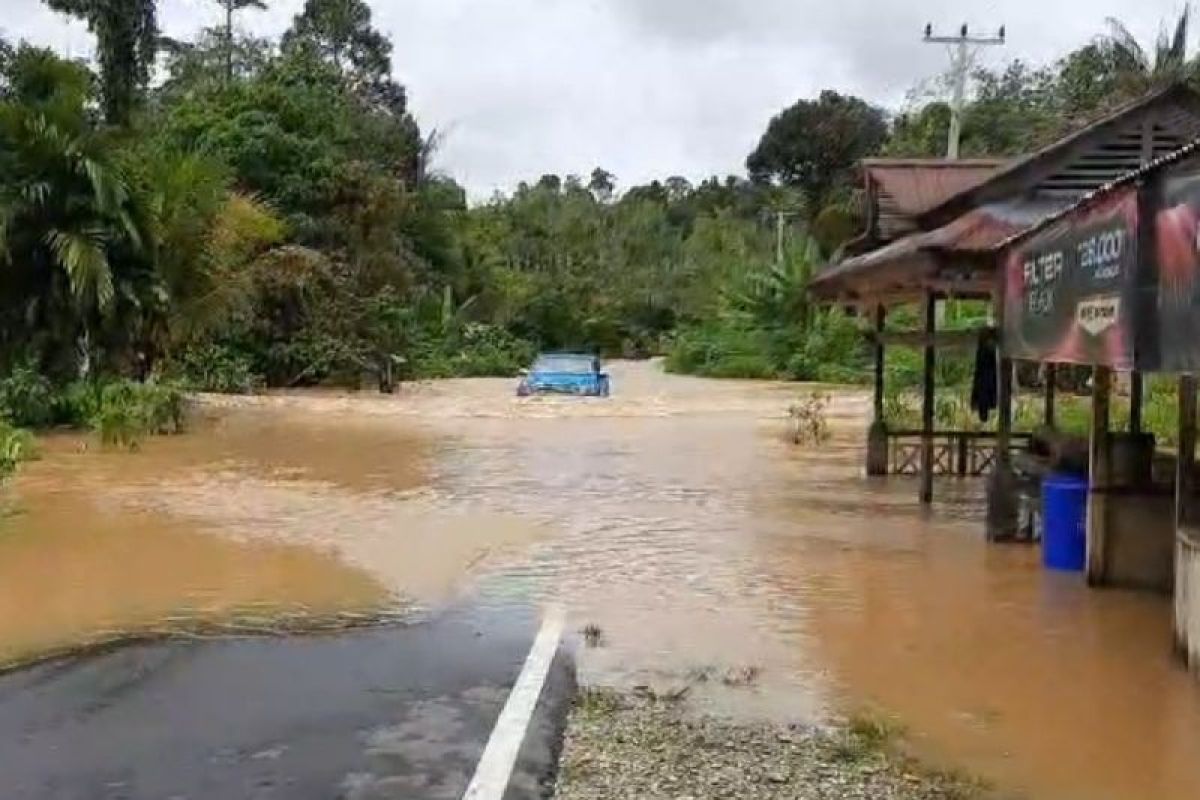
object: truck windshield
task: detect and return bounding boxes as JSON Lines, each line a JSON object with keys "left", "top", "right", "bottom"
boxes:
{"left": 533, "top": 356, "right": 595, "bottom": 374}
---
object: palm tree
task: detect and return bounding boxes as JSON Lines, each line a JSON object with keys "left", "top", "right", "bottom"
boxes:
{"left": 0, "top": 47, "right": 152, "bottom": 377}
{"left": 1104, "top": 8, "right": 1199, "bottom": 91}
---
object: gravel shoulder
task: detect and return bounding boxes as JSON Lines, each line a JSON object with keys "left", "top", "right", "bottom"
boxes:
{"left": 553, "top": 689, "right": 993, "bottom": 800}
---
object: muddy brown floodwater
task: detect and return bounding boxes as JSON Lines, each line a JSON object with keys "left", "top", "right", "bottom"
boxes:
{"left": 3, "top": 360, "right": 1200, "bottom": 799}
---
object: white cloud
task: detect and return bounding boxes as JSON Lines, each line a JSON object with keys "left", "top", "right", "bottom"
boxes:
{"left": 2, "top": 0, "right": 1183, "bottom": 198}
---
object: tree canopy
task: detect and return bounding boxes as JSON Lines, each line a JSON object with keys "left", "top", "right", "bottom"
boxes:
{"left": 45, "top": 0, "right": 156, "bottom": 125}
{"left": 746, "top": 91, "right": 888, "bottom": 214}
{"left": 1, "top": 3, "right": 1197, "bottom": 406}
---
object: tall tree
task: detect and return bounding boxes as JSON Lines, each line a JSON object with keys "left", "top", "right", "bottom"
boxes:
{"left": 281, "top": 0, "right": 403, "bottom": 114}
{"left": 158, "top": 28, "right": 273, "bottom": 99}
{"left": 747, "top": 91, "right": 887, "bottom": 215}
{"left": 44, "top": 0, "right": 157, "bottom": 125}
{"left": 215, "top": 0, "right": 267, "bottom": 85}
{"left": 280, "top": 0, "right": 421, "bottom": 181}
{"left": 588, "top": 168, "right": 616, "bottom": 203}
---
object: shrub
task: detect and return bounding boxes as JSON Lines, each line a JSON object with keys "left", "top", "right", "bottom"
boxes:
{"left": 882, "top": 387, "right": 920, "bottom": 428}
{"left": 0, "top": 419, "right": 34, "bottom": 480}
{"left": 790, "top": 391, "right": 831, "bottom": 445}
{"left": 815, "top": 363, "right": 865, "bottom": 384}
{"left": 665, "top": 324, "right": 777, "bottom": 378}
{"left": 173, "top": 343, "right": 260, "bottom": 394}
{"left": 0, "top": 363, "right": 56, "bottom": 428}
{"left": 90, "top": 381, "right": 187, "bottom": 449}
{"left": 885, "top": 348, "right": 924, "bottom": 389}
{"left": 52, "top": 381, "right": 103, "bottom": 428}
{"left": 411, "top": 323, "right": 535, "bottom": 379}
{"left": 450, "top": 323, "right": 535, "bottom": 377}
{"left": 702, "top": 352, "right": 777, "bottom": 379}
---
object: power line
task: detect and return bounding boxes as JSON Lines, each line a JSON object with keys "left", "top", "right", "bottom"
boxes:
{"left": 922, "top": 23, "right": 1006, "bottom": 159}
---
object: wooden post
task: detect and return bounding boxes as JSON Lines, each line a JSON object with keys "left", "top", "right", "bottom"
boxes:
{"left": 1087, "top": 366, "right": 1113, "bottom": 586}
{"left": 873, "top": 305, "right": 886, "bottom": 422}
{"left": 997, "top": 357, "right": 1013, "bottom": 466}
{"left": 1044, "top": 363, "right": 1056, "bottom": 429}
{"left": 986, "top": 254, "right": 1020, "bottom": 541}
{"left": 1179, "top": 375, "right": 1197, "bottom": 529}
{"left": 1130, "top": 371, "right": 1144, "bottom": 434}
{"left": 920, "top": 291, "right": 937, "bottom": 504}
{"left": 866, "top": 304, "right": 890, "bottom": 477}
{"left": 1176, "top": 375, "right": 1198, "bottom": 661}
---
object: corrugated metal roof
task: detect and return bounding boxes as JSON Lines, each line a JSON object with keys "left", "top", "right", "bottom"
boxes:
{"left": 993, "top": 136, "right": 1200, "bottom": 251}
{"left": 921, "top": 84, "right": 1200, "bottom": 226}
{"left": 811, "top": 197, "right": 1073, "bottom": 299}
{"left": 865, "top": 159, "right": 1006, "bottom": 217}
{"left": 931, "top": 197, "right": 1071, "bottom": 250}
{"left": 812, "top": 85, "right": 1200, "bottom": 303}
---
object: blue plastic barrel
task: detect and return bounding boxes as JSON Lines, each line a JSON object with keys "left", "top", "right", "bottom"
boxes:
{"left": 1042, "top": 473, "right": 1089, "bottom": 571}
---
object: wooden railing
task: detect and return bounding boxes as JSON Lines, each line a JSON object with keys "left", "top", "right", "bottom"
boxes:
{"left": 886, "top": 430, "right": 1032, "bottom": 477}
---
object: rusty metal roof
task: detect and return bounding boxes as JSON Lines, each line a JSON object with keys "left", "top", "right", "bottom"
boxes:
{"left": 993, "top": 136, "right": 1200, "bottom": 252}
{"left": 814, "top": 85, "right": 1200, "bottom": 304}
{"left": 811, "top": 197, "right": 1071, "bottom": 302}
{"left": 864, "top": 158, "right": 1006, "bottom": 218}
{"left": 922, "top": 84, "right": 1200, "bottom": 226}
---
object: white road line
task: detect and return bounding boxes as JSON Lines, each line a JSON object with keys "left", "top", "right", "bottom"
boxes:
{"left": 462, "top": 609, "right": 566, "bottom": 800}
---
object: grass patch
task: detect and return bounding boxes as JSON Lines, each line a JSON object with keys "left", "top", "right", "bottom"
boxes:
{"left": 0, "top": 419, "right": 35, "bottom": 480}
{"left": 826, "top": 710, "right": 904, "bottom": 764}
{"left": 847, "top": 710, "right": 904, "bottom": 749}
{"left": 575, "top": 686, "right": 623, "bottom": 717}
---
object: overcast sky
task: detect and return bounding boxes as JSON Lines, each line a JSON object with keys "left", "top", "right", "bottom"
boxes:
{"left": 2, "top": 0, "right": 1189, "bottom": 198}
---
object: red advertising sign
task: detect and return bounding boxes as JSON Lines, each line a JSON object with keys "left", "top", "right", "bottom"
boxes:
{"left": 1003, "top": 188, "right": 1139, "bottom": 369}
{"left": 1156, "top": 170, "right": 1200, "bottom": 371}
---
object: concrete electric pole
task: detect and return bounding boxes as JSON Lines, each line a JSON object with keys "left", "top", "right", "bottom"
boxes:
{"left": 773, "top": 210, "right": 802, "bottom": 266}
{"left": 922, "top": 23, "right": 1006, "bottom": 159}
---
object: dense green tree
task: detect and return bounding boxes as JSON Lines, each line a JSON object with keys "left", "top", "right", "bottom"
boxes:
{"left": 282, "top": 0, "right": 405, "bottom": 116}
{"left": 958, "top": 60, "right": 1057, "bottom": 155}
{"left": 158, "top": 28, "right": 273, "bottom": 100}
{"left": 887, "top": 44, "right": 1131, "bottom": 159}
{"left": 747, "top": 91, "right": 887, "bottom": 214}
{"left": 885, "top": 102, "right": 952, "bottom": 157}
{"left": 1055, "top": 43, "right": 1127, "bottom": 122}
{"left": 45, "top": 0, "right": 157, "bottom": 125}
{"left": 0, "top": 46, "right": 154, "bottom": 377}
{"left": 6, "top": 0, "right": 1190, "bottom": 406}
{"left": 588, "top": 168, "right": 616, "bottom": 203}
{"left": 280, "top": 0, "right": 420, "bottom": 182}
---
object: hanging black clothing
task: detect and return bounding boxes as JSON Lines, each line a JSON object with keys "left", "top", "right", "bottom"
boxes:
{"left": 970, "top": 331, "right": 998, "bottom": 423}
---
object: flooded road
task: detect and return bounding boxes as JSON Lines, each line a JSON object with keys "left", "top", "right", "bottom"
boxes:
{"left": 4, "top": 360, "right": 1200, "bottom": 799}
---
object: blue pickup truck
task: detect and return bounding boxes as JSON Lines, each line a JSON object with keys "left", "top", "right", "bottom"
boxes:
{"left": 516, "top": 353, "right": 611, "bottom": 397}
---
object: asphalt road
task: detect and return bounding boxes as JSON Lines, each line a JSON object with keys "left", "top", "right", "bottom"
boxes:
{"left": 0, "top": 604, "right": 574, "bottom": 800}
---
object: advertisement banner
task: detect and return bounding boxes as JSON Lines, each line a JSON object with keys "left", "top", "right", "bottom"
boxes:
{"left": 1002, "top": 188, "right": 1139, "bottom": 369}
{"left": 1156, "top": 170, "right": 1200, "bottom": 371}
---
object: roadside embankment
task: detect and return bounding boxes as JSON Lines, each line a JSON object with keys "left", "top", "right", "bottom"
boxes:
{"left": 554, "top": 689, "right": 989, "bottom": 800}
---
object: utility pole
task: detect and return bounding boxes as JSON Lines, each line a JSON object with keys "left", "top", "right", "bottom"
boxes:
{"left": 773, "top": 210, "right": 801, "bottom": 265}
{"left": 923, "top": 23, "right": 1006, "bottom": 159}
